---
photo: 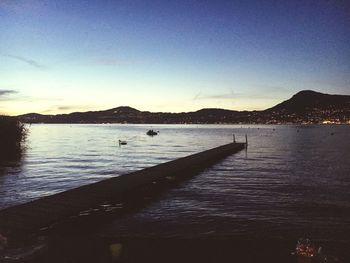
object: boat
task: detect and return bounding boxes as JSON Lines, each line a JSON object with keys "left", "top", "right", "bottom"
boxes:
{"left": 146, "top": 130, "right": 158, "bottom": 136}
{"left": 118, "top": 140, "right": 127, "bottom": 145}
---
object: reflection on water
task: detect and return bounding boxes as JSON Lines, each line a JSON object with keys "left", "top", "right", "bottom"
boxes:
{"left": 0, "top": 124, "right": 349, "bottom": 250}
{"left": 0, "top": 136, "right": 25, "bottom": 178}
{"left": 97, "top": 124, "right": 350, "bottom": 250}
{"left": 0, "top": 159, "right": 22, "bottom": 177}
{"left": 0, "top": 124, "right": 244, "bottom": 209}
{"left": 0, "top": 157, "right": 24, "bottom": 210}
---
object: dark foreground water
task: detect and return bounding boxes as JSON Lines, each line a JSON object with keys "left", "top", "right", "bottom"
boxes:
{"left": 1, "top": 124, "right": 349, "bottom": 262}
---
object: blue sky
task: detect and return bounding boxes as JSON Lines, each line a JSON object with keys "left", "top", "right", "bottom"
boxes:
{"left": 0, "top": 0, "right": 349, "bottom": 115}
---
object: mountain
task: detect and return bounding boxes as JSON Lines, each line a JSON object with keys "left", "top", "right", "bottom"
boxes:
{"left": 17, "top": 91, "right": 350, "bottom": 124}
{"left": 263, "top": 90, "right": 350, "bottom": 123}
{"left": 266, "top": 90, "right": 350, "bottom": 113}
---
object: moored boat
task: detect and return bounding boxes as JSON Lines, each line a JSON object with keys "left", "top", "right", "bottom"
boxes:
{"left": 146, "top": 130, "right": 158, "bottom": 136}
{"left": 118, "top": 140, "right": 127, "bottom": 145}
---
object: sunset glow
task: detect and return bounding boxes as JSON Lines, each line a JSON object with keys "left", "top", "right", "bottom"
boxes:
{"left": 1, "top": 0, "right": 349, "bottom": 115}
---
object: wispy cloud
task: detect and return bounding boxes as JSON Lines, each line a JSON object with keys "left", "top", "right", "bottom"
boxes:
{"left": 0, "top": 89, "right": 18, "bottom": 101}
{"left": 43, "top": 105, "right": 96, "bottom": 114}
{"left": 193, "top": 89, "right": 235, "bottom": 100}
{"left": 2, "top": 54, "right": 46, "bottom": 69}
{"left": 193, "top": 86, "right": 290, "bottom": 101}
{"left": 193, "top": 92, "right": 202, "bottom": 100}
{"left": 57, "top": 106, "right": 77, "bottom": 111}
{"left": 0, "top": 89, "right": 17, "bottom": 96}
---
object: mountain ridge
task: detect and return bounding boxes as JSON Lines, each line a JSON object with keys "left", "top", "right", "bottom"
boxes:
{"left": 17, "top": 90, "right": 350, "bottom": 124}
{"left": 266, "top": 90, "right": 350, "bottom": 113}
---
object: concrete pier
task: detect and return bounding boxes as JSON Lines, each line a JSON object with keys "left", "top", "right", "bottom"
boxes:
{"left": 0, "top": 142, "right": 245, "bottom": 242}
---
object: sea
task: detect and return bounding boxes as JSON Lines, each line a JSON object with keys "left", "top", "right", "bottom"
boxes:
{"left": 0, "top": 124, "right": 349, "bottom": 261}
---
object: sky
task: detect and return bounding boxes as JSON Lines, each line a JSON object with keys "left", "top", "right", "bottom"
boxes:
{"left": 0, "top": 0, "right": 349, "bottom": 115}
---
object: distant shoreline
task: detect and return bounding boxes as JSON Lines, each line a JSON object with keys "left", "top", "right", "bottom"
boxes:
{"left": 22, "top": 122, "right": 350, "bottom": 125}
{"left": 16, "top": 91, "right": 350, "bottom": 125}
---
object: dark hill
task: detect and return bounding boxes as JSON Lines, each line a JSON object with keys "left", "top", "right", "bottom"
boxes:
{"left": 194, "top": 108, "right": 238, "bottom": 115}
{"left": 266, "top": 90, "right": 350, "bottom": 113}
{"left": 17, "top": 90, "right": 350, "bottom": 124}
{"left": 102, "top": 106, "right": 140, "bottom": 114}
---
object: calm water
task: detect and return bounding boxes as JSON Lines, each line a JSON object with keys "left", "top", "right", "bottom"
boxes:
{"left": 1, "top": 124, "right": 350, "bottom": 246}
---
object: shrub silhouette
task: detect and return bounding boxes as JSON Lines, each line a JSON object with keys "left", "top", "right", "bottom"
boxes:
{"left": 0, "top": 116, "right": 27, "bottom": 160}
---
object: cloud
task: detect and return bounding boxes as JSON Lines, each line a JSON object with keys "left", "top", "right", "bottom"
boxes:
{"left": 200, "top": 93, "right": 235, "bottom": 100}
{"left": 0, "top": 89, "right": 17, "bottom": 96}
{"left": 193, "top": 86, "right": 291, "bottom": 101}
{"left": 1, "top": 54, "right": 46, "bottom": 69}
{"left": 57, "top": 106, "right": 77, "bottom": 111}
{"left": 0, "top": 89, "right": 18, "bottom": 101}
{"left": 7, "top": 55, "right": 45, "bottom": 69}
{"left": 193, "top": 92, "right": 202, "bottom": 100}
{"left": 42, "top": 104, "right": 96, "bottom": 114}
{"left": 193, "top": 89, "right": 235, "bottom": 100}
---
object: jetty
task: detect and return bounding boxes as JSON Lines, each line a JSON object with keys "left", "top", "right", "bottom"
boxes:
{"left": 0, "top": 142, "right": 245, "bottom": 243}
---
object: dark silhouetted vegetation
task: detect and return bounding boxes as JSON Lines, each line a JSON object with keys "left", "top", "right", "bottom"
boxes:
{"left": 0, "top": 116, "right": 27, "bottom": 160}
